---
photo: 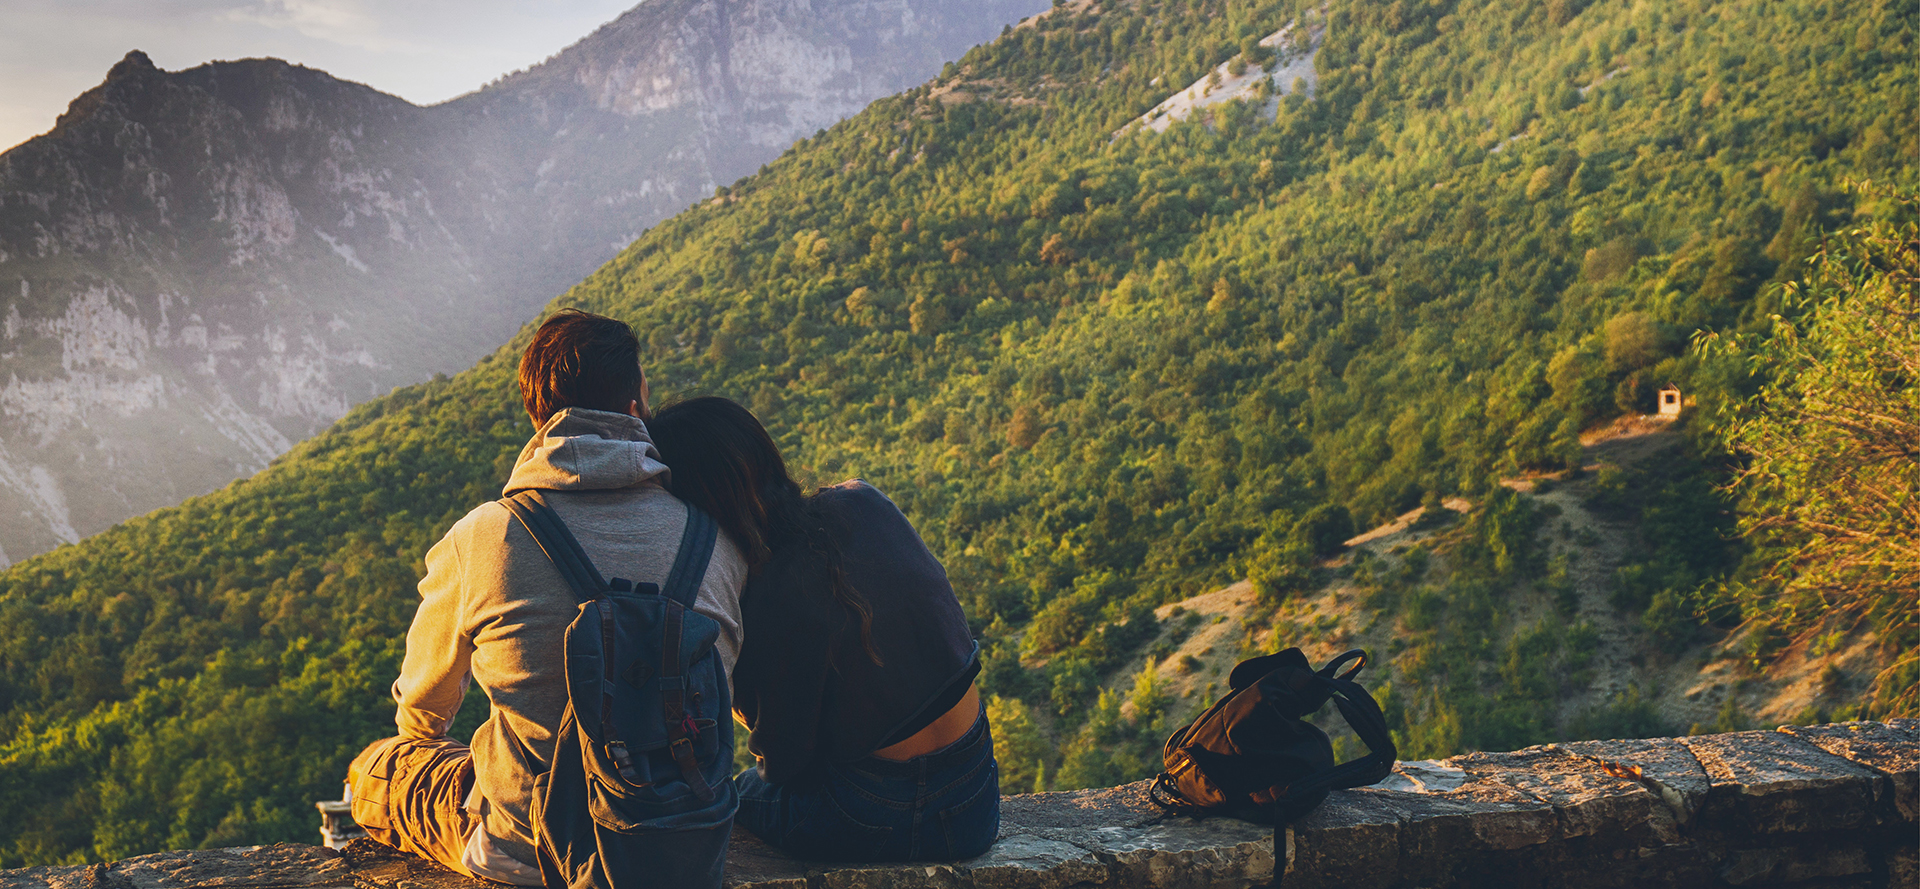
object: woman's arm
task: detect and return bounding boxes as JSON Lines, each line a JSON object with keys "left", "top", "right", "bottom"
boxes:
{"left": 733, "top": 552, "right": 842, "bottom": 783}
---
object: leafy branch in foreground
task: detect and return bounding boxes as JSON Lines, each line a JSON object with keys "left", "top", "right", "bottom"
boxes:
{"left": 1703, "top": 184, "right": 1920, "bottom": 717}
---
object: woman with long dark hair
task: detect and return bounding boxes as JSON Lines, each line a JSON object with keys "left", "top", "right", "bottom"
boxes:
{"left": 648, "top": 396, "right": 997, "bottom": 862}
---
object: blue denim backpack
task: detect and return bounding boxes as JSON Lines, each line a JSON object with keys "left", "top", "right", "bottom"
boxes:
{"left": 500, "top": 490, "right": 737, "bottom": 889}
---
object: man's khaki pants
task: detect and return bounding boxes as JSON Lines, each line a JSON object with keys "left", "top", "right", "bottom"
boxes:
{"left": 349, "top": 736, "right": 484, "bottom": 879}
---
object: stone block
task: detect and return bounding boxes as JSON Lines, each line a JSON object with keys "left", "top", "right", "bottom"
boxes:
{"left": 1890, "top": 844, "right": 1919, "bottom": 889}
{"left": 723, "top": 782, "right": 1273, "bottom": 889}
{"left": 1284, "top": 789, "right": 1404, "bottom": 889}
{"left": 1374, "top": 760, "right": 1468, "bottom": 793}
{"left": 1450, "top": 745, "right": 1679, "bottom": 845}
{"left": 712, "top": 832, "right": 811, "bottom": 889}
{"left": 337, "top": 841, "right": 481, "bottom": 889}
{"left": 0, "top": 845, "right": 358, "bottom": 889}
{"left": 1390, "top": 784, "right": 1555, "bottom": 857}
{"left": 1541, "top": 841, "right": 1719, "bottom": 889}
{"left": 1558, "top": 736, "right": 1712, "bottom": 827}
{"left": 1681, "top": 730, "right": 1883, "bottom": 834}
{"left": 1778, "top": 721, "right": 1920, "bottom": 822}
{"left": 1284, "top": 763, "right": 1560, "bottom": 889}
{"left": 0, "top": 864, "right": 112, "bottom": 889}
{"left": 1717, "top": 843, "right": 1872, "bottom": 886}
{"left": 1402, "top": 762, "right": 1561, "bottom": 853}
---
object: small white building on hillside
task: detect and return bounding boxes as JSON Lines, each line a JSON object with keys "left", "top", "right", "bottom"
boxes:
{"left": 1658, "top": 383, "right": 1682, "bottom": 418}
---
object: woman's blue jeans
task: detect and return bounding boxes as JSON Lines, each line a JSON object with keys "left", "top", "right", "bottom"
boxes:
{"left": 733, "top": 706, "right": 1000, "bottom": 862}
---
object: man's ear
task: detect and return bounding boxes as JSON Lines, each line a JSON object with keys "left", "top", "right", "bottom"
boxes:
{"left": 634, "top": 373, "right": 652, "bottom": 419}
{"left": 627, "top": 399, "right": 644, "bottom": 419}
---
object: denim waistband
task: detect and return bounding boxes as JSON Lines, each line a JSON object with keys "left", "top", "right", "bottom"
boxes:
{"left": 850, "top": 703, "right": 989, "bottom": 778}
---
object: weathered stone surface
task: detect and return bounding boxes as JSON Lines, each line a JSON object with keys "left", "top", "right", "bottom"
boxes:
{"left": 3, "top": 724, "right": 1913, "bottom": 889}
{"left": 0, "top": 863, "right": 109, "bottom": 889}
{"left": 1283, "top": 759, "right": 1563, "bottom": 889}
{"left": 1682, "top": 730, "right": 1886, "bottom": 834}
{"left": 1284, "top": 730, "right": 1909, "bottom": 889}
{"left": 1451, "top": 745, "right": 1678, "bottom": 844}
{"left": 338, "top": 841, "right": 483, "bottom": 889}
{"left": 1285, "top": 790, "right": 1404, "bottom": 889}
{"left": 1717, "top": 843, "right": 1872, "bottom": 886}
{"left": 714, "top": 832, "right": 812, "bottom": 889}
{"left": 124, "top": 846, "right": 359, "bottom": 889}
{"left": 1778, "top": 721, "right": 1920, "bottom": 822}
{"left": 1542, "top": 844, "right": 1721, "bottom": 889}
{"left": 0, "top": 845, "right": 354, "bottom": 889}
{"left": 1890, "top": 844, "right": 1919, "bottom": 889}
{"left": 721, "top": 782, "right": 1274, "bottom": 889}
{"left": 1397, "top": 768, "right": 1561, "bottom": 854}
{"left": 1374, "top": 760, "right": 1467, "bottom": 793}
{"left": 1559, "top": 736, "right": 1713, "bottom": 827}
{"left": 301, "top": 785, "right": 1273, "bottom": 889}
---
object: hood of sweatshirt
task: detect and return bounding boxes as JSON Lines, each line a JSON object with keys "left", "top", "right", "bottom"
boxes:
{"left": 503, "top": 408, "right": 671, "bottom": 495}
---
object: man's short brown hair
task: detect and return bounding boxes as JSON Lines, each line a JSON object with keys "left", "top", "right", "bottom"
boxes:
{"left": 518, "top": 308, "right": 645, "bottom": 426}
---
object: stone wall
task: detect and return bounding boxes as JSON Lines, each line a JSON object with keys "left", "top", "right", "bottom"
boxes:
{"left": 1289, "top": 720, "right": 1918, "bottom": 888}
{"left": 3, "top": 721, "right": 1914, "bottom": 889}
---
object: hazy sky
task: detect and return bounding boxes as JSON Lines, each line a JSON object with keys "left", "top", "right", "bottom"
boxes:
{"left": 0, "top": 0, "right": 643, "bottom": 152}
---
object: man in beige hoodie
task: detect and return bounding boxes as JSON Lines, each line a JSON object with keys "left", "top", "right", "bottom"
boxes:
{"left": 347, "top": 309, "right": 748, "bottom": 885}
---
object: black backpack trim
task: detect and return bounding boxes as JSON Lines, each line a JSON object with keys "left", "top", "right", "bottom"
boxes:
{"left": 1151, "top": 648, "right": 1397, "bottom": 823}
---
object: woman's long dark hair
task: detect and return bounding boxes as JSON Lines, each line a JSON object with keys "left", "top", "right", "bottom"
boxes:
{"left": 648, "top": 396, "right": 881, "bottom": 664}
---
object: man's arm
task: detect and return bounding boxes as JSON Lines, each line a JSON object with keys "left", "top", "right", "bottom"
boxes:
{"left": 691, "top": 528, "right": 748, "bottom": 676}
{"left": 391, "top": 526, "right": 476, "bottom": 739}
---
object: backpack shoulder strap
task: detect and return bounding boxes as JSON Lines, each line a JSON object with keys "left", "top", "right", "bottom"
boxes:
{"left": 500, "top": 489, "right": 607, "bottom": 601}
{"left": 659, "top": 504, "right": 719, "bottom": 609}
{"left": 654, "top": 502, "right": 722, "bottom": 803}
{"left": 1292, "top": 676, "right": 1398, "bottom": 797}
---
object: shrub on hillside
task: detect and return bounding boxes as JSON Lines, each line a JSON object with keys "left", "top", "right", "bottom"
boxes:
{"left": 1704, "top": 186, "right": 1920, "bottom": 717}
{"left": 1291, "top": 504, "right": 1355, "bottom": 557}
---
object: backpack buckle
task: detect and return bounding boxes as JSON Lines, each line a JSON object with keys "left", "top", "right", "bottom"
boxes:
{"left": 607, "top": 740, "right": 641, "bottom": 784}
{"left": 668, "top": 736, "right": 716, "bottom": 802}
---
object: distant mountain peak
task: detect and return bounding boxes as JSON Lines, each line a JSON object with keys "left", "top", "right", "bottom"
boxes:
{"left": 51, "top": 50, "right": 164, "bottom": 134}
{"left": 109, "top": 49, "right": 159, "bottom": 79}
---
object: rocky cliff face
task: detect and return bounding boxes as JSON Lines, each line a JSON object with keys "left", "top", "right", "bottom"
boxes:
{"left": 0, "top": 0, "right": 1048, "bottom": 565}
{"left": 447, "top": 0, "right": 1050, "bottom": 281}
{"left": 0, "top": 51, "right": 487, "bottom": 563}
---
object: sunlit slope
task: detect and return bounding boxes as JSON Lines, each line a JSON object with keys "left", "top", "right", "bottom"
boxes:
{"left": 2, "top": 0, "right": 1913, "bottom": 866}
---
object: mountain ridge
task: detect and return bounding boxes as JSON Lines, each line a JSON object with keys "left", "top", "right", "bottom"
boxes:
{"left": 0, "top": 0, "right": 1050, "bottom": 566}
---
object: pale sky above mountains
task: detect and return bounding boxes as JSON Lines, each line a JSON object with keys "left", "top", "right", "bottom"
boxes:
{"left": 0, "top": 0, "right": 640, "bottom": 152}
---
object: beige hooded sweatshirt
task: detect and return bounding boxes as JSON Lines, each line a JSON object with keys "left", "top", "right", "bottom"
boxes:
{"left": 392, "top": 407, "right": 747, "bottom": 870}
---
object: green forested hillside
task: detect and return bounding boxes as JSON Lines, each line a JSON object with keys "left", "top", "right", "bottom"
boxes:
{"left": 1, "top": 0, "right": 1914, "bottom": 866}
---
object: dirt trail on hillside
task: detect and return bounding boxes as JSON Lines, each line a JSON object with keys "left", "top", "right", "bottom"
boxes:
{"left": 1112, "top": 413, "right": 1874, "bottom": 749}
